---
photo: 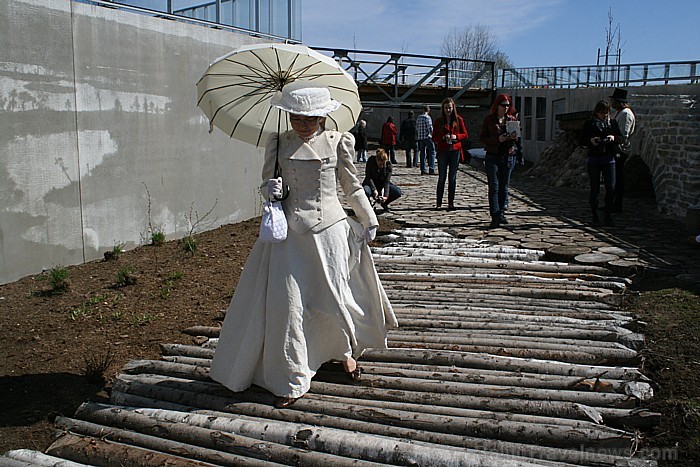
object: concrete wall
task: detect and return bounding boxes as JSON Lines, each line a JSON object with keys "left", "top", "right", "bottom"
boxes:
{"left": 1, "top": 0, "right": 267, "bottom": 284}
{"left": 502, "top": 84, "right": 700, "bottom": 220}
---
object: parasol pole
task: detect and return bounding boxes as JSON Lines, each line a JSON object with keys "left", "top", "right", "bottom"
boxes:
{"left": 273, "top": 108, "right": 290, "bottom": 201}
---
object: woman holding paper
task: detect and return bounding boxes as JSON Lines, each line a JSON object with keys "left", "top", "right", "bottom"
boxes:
{"left": 210, "top": 82, "right": 397, "bottom": 409}
{"left": 479, "top": 93, "right": 520, "bottom": 228}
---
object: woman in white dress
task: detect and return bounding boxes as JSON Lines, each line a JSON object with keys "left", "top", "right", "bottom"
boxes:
{"left": 210, "top": 82, "right": 397, "bottom": 408}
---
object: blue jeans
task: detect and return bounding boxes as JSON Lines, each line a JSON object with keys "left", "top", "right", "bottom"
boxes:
{"left": 405, "top": 141, "right": 418, "bottom": 166}
{"left": 364, "top": 184, "right": 402, "bottom": 205}
{"left": 355, "top": 149, "right": 367, "bottom": 162}
{"left": 485, "top": 154, "right": 515, "bottom": 218}
{"left": 384, "top": 144, "right": 397, "bottom": 163}
{"left": 587, "top": 159, "right": 616, "bottom": 212}
{"left": 436, "top": 150, "right": 460, "bottom": 207}
{"left": 418, "top": 138, "right": 436, "bottom": 173}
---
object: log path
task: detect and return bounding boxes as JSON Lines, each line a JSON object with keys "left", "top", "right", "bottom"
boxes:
{"left": 5, "top": 162, "right": 691, "bottom": 466}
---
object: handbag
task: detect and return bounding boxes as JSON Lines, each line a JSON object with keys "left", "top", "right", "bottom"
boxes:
{"left": 259, "top": 200, "right": 287, "bottom": 243}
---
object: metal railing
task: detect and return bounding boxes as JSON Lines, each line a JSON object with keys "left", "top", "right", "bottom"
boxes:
{"left": 313, "top": 47, "right": 496, "bottom": 104}
{"left": 77, "top": 0, "right": 297, "bottom": 43}
{"left": 500, "top": 60, "right": 699, "bottom": 89}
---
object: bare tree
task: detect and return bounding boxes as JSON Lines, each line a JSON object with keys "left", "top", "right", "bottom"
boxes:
{"left": 440, "top": 25, "right": 512, "bottom": 86}
{"left": 601, "top": 7, "right": 625, "bottom": 65}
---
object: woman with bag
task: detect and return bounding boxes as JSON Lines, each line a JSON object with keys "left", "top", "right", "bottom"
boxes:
{"left": 210, "top": 81, "right": 397, "bottom": 409}
{"left": 432, "top": 97, "right": 468, "bottom": 211}
{"left": 479, "top": 93, "right": 520, "bottom": 228}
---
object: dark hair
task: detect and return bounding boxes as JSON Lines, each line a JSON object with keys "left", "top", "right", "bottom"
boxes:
{"left": 593, "top": 100, "right": 611, "bottom": 114}
{"left": 489, "top": 93, "right": 515, "bottom": 116}
{"left": 422, "top": 105, "right": 430, "bottom": 113}
{"left": 408, "top": 111, "right": 414, "bottom": 117}
{"left": 387, "top": 116, "right": 393, "bottom": 123}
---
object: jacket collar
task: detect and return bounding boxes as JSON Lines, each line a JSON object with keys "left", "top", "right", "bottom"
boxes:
{"left": 281, "top": 130, "right": 336, "bottom": 161}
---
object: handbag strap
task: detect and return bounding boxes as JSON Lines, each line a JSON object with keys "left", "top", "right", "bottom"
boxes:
{"left": 273, "top": 111, "right": 290, "bottom": 200}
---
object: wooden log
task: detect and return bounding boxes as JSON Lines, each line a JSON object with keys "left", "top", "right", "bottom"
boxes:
{"left": 0, "top": 457, "right": 37, "bottom": 467}
{"left": 75, "top": 403, "right": 555, "bottom": 467}
{"left": 61, "top": 410, "right": 376, "bottom": 467}
{"left": 574, "top": 253, "right": 620, "bottom": 266}
{"left": 46, "top": 432, "right": 215, "bottom": 467}
{"left": 608, "top": 259, "right": 646, "bottom": 277}
{"left": 111, "top": 391, "right": 645, "bottom": 466}
{"left": 1, "top": 450, "right": 87, "bottom": 467}
{"left": 544, "top": 245, "right": 592, "bottom": 262}
{"left": 385, "top": 339, "right": 638, "bottom": 365}
{"left": 161, "top": 343, "right": 214, "bottom": 359}
{"left": 379, "top": 272, "right": 627, "bottom": 292}
{"left": 111, "top": 375, "right": 633, "bottom": 451}
{"left": 372, "top": 254, "right": 612, "bottom": 275}
{"left": 314, "top": 371, "right": 638, "bottom": 408}
{"left": 387, "top": 333, "right": 639, "bottom": 359}
{"left": 372, "top": 246, "right": 539, "bottom": 261}
{"left": 113, "top": 372, "right": 640, "bottom": 427}
{"left": 361, "top": 348, "right": 646, "bottom": 380}
{"left": 182, "top": 326, "right": 221, "bottom": 338}
{"left": 357, "top": 361, "right": 631, "bottom": 392}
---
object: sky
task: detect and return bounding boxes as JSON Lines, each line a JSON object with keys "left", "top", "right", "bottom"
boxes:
{"left": 301, "top": 0, "right": 700, "bottom": 68}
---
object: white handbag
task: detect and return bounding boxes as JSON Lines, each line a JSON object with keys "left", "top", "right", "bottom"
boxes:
{"left": 259, "top": 200, "right": 287, "bottom": 242}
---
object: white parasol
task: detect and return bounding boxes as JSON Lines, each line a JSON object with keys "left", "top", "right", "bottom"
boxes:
{"left": 196, "top": 42, "right": 362, "bottom": 147}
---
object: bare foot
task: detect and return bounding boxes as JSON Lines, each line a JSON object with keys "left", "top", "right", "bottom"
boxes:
{"left": 343, "top": 357, "right": 357, "bottom": 373}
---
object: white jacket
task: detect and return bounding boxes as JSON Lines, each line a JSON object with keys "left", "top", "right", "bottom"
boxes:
{"left": 262, "top": 130, "right": 378, "bottom": 234}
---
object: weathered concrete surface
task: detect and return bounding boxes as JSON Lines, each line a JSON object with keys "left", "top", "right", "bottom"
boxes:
{"left": 1, "top": 0, "right": 265, "bottom": 284}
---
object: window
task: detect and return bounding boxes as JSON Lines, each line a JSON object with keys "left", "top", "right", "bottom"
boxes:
{"left": 523, "top": 96, "right": 532, "bottom": 141}
{"left": 536, "top": 97, "right": 546, "bottom": 141}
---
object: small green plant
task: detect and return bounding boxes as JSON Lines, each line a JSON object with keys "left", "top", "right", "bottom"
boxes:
{"left": 81, "top": 348, "right": 114, "bottom": 384}
{"left": 129, "top": 312, "right": 156, "bottom": 326}
{"left": 104, "top": 242, "right": 125, "bottom": 261}
{"left": 69, "top": 305, "right": 89, "bottom": 320}
{"left": 111, "top": 310, "right": 124, "bottom": 321}
{"left": 181, "top": 235, "right": 198, "bottom": 254}
{"left": 48, "top": 266, "right": 70, "bottom": 293}
{"left": 159, "top": 271, "right": 184, "bottom": 299}
{"left": 115, "top": 265, "right": 137, "bottom": 287}
{"left": 151, "top": 230, "right": 165, "bottom": 246}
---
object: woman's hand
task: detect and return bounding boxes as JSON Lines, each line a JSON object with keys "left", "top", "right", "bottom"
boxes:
{"left": 267, "top": 177, "right": 283, "bottom": 199}
{"left": 372, "top": 189, "right": 379, "bottom": 199}
{"left": 360, "top": 225, "right": 377, "bottom": 242}
{"left": 499, "top": 134, "right": 509, "bottom": 143}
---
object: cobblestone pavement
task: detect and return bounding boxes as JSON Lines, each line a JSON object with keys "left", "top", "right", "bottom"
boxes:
{"left": 372, "top": 158, "right": 700, "bottom": 280}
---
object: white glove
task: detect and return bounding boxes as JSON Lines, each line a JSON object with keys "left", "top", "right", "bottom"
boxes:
{"left": 267, "top": 177, "right": 283, "bottom": 199}
{"left": 360, "top": 225, "right": 377, "bottom": 243}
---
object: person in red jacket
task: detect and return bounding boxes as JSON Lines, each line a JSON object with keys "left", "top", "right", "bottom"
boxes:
{"left": 432, "top": 98, "right": 468, "bottom": 211}
{"left": 381, "top": 116, "right": 399, "bottom": 164}
{"left": 479, "top": 93, "right": 520, "bottom": 228}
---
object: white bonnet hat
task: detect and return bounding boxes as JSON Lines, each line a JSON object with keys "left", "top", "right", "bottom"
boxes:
{"left": 270, "top": 81, "right": 342, "bottom": 116}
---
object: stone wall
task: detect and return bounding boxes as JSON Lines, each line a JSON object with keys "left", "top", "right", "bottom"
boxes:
{"left": 523, "top": 93, "right": 700, "bottom": 219}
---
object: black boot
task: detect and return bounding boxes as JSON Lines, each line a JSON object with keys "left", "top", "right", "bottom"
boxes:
{"left": 489, "top": 216, "right": 500, "bottom": 229}
{"left": 603, "top": 212, "right": 614, "bottom": 226}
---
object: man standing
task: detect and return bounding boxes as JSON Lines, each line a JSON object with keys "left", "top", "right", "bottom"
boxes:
{"left": 610, "top": 88, "right": 635, "bottom": 213}
{"left": 400, "top": 111, "right": 418, "bottom": 167}
{"left": 416, "top": 105, "right": 436, "bottom": 175}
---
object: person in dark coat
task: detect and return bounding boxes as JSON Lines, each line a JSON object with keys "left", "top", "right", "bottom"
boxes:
{"left": 353, "top": 120, "right": 368, "bottom": 162}
{"left": 400, "top": 111, "right": 418, "bottom": 167}
{"left": 363, "top": 148, "right": 402, "bottom": 211}
{"left": 580, "top": 100, "right": 623, "bottom": 226}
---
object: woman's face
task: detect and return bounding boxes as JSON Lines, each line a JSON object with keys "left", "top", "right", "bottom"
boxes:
{"left": 595, "top": 110, "right": 609, "bottom": 121}
{"left": 290, "top": 114, "right": 322, "bottom": 139}
{"left": 498, "top": 100, "right": 510, "bottom": 117}
{"left": 443, "top": 101, "right": 454, "bottom": 115}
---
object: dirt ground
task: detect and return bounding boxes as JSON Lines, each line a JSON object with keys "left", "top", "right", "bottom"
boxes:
{"left": 1, "top": 215, "right": 698, "bottom": 465}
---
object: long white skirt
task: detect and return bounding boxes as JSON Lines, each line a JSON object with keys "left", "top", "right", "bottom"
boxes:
{"left": 210, "top": 217, "right": 396, "bottom": 398}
